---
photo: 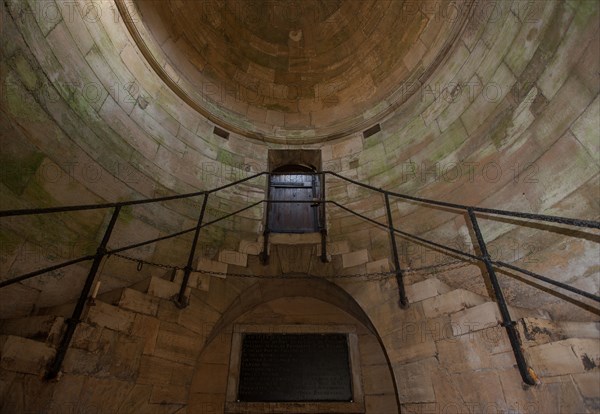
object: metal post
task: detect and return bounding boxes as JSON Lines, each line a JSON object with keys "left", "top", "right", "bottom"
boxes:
{"left": 45, "top": 205, "right": 122, "bottom": 380}
{"left": 467, "top": 208, "right": 536, "bottom": 385}
{"left": 175, "top": 193, "right": 209, "bottom": 308}
{"left": 319, "top": 172, "right": 328, "bottom": 263}
{"left": 260, "top": 173, "right": 271, "bottom": 264}
{"left": 384, "top": 193, "right": 408, "bottom": 308}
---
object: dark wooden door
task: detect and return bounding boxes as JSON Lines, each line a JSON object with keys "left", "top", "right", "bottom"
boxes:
{"left": 268, "top": 174, "right": 319, "bottom": 233}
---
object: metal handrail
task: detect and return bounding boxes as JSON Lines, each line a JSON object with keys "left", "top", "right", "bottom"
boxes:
{"left": 1, "top": 171, "right": 598, "bottom": 383}
{"left": 324, "top": 170, "right": 600, "bottom": 229}
{"left": 0, "top": 172, "right": 267, "bottom": 217}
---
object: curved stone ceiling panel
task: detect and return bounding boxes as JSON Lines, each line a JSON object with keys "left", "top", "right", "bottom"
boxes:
{"left": 125, "top": 0, "right": 472, "bottom": 143}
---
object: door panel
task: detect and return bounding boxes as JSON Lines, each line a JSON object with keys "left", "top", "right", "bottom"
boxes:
{"left": 269, "top": 174, "right": 319, "bottom": 233}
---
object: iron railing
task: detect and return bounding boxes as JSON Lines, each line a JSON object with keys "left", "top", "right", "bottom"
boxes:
{"left": 0, "top": 171, "right": 598, "bottom": 383}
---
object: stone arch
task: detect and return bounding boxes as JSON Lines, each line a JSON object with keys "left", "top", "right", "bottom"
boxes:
{"left": 190, "top": 277, "right": 401, "bottom": 413}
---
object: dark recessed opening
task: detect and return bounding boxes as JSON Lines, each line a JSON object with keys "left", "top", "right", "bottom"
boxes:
{"left": 213, "top": 126, "right": 230, "bottom": 139}
{"left": 362, "top": 124, "right": 381, "bottom": 139}
{"left": 238, "top": 333, "right": 352, "bottom": 402}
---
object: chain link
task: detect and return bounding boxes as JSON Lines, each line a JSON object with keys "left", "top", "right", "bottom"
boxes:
{"left": 110, "top": 252, "right": 473, "bottom": 280}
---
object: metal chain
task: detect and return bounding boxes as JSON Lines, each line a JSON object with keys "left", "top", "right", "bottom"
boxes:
{"left": 110, "top": 252, "right": 473, "bottom": 280}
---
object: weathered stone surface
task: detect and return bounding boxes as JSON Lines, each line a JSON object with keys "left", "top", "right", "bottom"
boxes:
{"left": 394, "top": 357, "right": 437, "bottom": 404}
{"left": 146, "top": 277, "right": 191, "bottom": 301}
{"left": 342, "top": 249, "right": 369, "bottom": 268}
{"left": 118, "top": 288, "right": 160, "bottom": 316}
{"left": 150, "top": 384, "right": 188, "bottom": 405}
{"left": 365, "top": 395, "right": 398, "bottom": 414}
{"left": 0, "top": 335, "right": 55, "bottom": 375}
{"left": 422, "top": 288, "right": 487, "bottom": 318}
{"left": 218, "top": 250, "right": 247, "bottom": 267}
{"left": 405, "top": 278, "right": 452, "bottom": 303}
{"left": 195, "top": 258, "right": 228, "bottom": 278}
{"left": 2, "top": 0, "right": 599, "bottom": 412}
{"left": 153, "top": 322, "right": 202, "bottom": 366}
{"left": 86, "top": 301, "right": 136, "bottom": 334}
{"left": 366, "top": 258, "right": 391, "bottom": 274}
{"left": 132, "top": 314, "right": 160, "bottom": 355}
{"left": 0, "top": 315, "right": 64, "bottom": 345}
{"left": 526, "top": 338, "right": 594, "bottom": 376}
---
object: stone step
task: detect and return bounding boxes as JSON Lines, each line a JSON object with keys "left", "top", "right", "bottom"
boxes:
{"left": 0, "top": 315, "right": 65, "bottom": 346}
{"left": 421, "top": 288, "right": 488, "bottom": 318}
{"left": 406, "top": 278, "right": 453, "bottom": 303}
{"left": 38, "top": 302, "right": 77, "bottom": 318}
{"left": 526, "top": 337, "right": 600, "bottom": 377}
{"left": 0, "top": 335, "right": 56, "bottom": 376}
{"left": 85, "top": 300, "right": 137, "bottom": 335}
{"left": 450, "top": 301, "right": 551, "bottom": 337}
{"left": 519, "top": 317, "right": 600, "bottom": 346}
{"left": 269, "top": 232, "right": 321, "bottom": 245}
{"left": 97, "top": 287, "right": 160, "bottom": 318}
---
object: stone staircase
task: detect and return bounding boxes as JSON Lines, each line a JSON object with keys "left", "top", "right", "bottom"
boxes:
{"left": 198, "top": 234, "right": 393, "bottom": 277}
{"left": 394, "top": 278, "right": 599, "bottom": 413}
{"left": 0, "top": 275, "right": 206, "bottom": 413}
{"left": 1, "top": 270, "right": 597, "bottom": 412}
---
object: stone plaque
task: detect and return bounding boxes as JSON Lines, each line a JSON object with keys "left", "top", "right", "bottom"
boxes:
{"left": 237, "top": 333, "right": 353, "bottom": 402}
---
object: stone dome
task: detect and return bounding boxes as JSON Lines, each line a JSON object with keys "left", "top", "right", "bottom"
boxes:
{"left": 132, "top": 0, "right": 469, "bottom": 143}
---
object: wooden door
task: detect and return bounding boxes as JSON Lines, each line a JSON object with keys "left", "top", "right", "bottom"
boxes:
{"left": 268, "top": 173, "right": 319, "bottom": 233}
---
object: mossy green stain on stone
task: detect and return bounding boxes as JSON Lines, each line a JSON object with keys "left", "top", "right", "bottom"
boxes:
{"left": 572, "top": 0, "right": 598, "bottom": 28}
{"left": 12, "top": 53, "right": 39, "bottom": 91}
{"left": 0, "top": 152, "right": 45, "bottom": 195}
{"left": 430, "top": 121, "right": 467, "bottom": 163}
{"left": 539, "top": 1, "right": 576, "bottom": 58}
{"left": 3, "top": 71, "right": 49, "bottom": 123}
{"left": 488, "top": 109, "right": 515, "bottom": 150}
{"left": 217, "top": 148, "right": 245, "bottom": 168}
{"left": 118, "top": 204, "right": 135, "bottom": 225}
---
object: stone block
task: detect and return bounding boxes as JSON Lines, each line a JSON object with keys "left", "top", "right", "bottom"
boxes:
{"left": 118, "top": 288, "right": 159, "bottom": 316}
{"left": 451, "top": 370, "right": 509, "bottom": 412}
{"left": 568, "top": 338, "right": 600, "bottom": 370}
{"left": 132, "top": 314, "right": 160, "bottom": 355}
{"left": 269, "top": 233, "right": 321, "bottom": 245}
{"left": 153, "top": 322, "right": 202, "bottom": 366}
{"left": 366, "top": 258, "right": 391, "bottom": 274}
{"left": 150, "top": 384, "right": 188, "bottom": 405}
{"left": 196, "top": 258, "right": 228, "bottom": 278}
{"left": 387, "top": 338, "right": 438, "bottom": 365}
{"left": 71, "top": 322, "right": 107, "bottom": 353}
{"left": 0, "top": 315, "right": 64, "bottom": 346}
{"left": 138, "top": 355, "right": 174, "bottom": 386}
{"left": 527, "top": 339, "right": 590, "bottom": 376}
{"left": 218, "top": 250, "right": 247, "bottom": 267}
{"left": 422, "top": 289, "right": 488, "bottom": 318}
{"left": 62, "top": 347, "right": 105, "bottom": 376}
{"left": 450, "top": 301, "right": 548, "bottom": 337}
{"left": 570, "top": 96, "right": 600, "bottom": 163}
{"left": 192, "top": 273, "right": 211, "bottom": 292}
{"left": 0, "top": 335, "right": 55, "bottom": 375}
{"left": 394, "top": 357, "right": 437, "bottom": 404}
{"left": 362, "top": 364, "right": 395, "bottom": 395}
{"left": 77, "top": 377, "right": 135, "bottom": 414}
{"left": 342, "top": 249, "right": 369, "bottom": 268}
{"left": 147, "top": 277, "right": 191, "bottom": 300}
{"left": 324, "top": 240, "right": 351, "bottom": 256}
{"left": 405, "top": 278, "right": 452, "bottom": 303}
{"left": 436, "top": 326, "right": 511, "bottom": 373}
{"left": 572, "top": 372, "right": 600, "bottom": 400}
{"left": 365, "top": 394, "right": 397, "bottom": 414}
{"left": 238, "top": 239, "right": 262, "bottom": 255}
{"left": 86, "top": 301, "right": 136, "bottom": 334}
{"left": 193, "top": 362, "right": 229, "bottom": 394}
